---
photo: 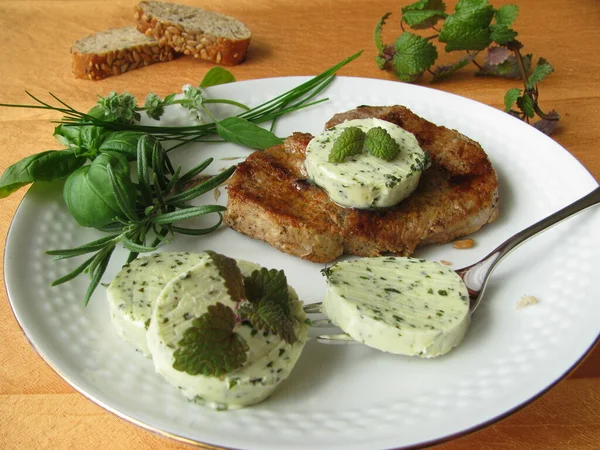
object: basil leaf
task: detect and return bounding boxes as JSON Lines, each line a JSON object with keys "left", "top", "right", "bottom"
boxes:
{"left": 216, "top": 117, "right": 284, "bottom": 150}
{"left": 98, "top": 131, "right": 145, "bottom": 160}
{"left": 53, "top": 105, "right": 109, "bottom": 149}
{"left": 53, "top": 124, "right": 81, "bottom": 148}
{"left": 0, "top": 150, "right": 85, "bottom": 198}
{"left": 78, "top": 125, "right": 106, "bottom": 156}
{"left": 200, "top": 67, "right": 236, "bottom": 88}
{"left": 63, "top": 152, "right": 136, "bottom": 228}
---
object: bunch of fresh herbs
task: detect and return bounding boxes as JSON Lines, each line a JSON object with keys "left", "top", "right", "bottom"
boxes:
{"left": 0, "top": 52, "right": 362, "bottom": 304}
{"left": 374, "top": 0, "right": 559, "bottom": 134}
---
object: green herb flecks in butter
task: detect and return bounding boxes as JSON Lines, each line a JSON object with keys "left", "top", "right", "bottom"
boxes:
{"left": 321, "top": 256, "right": 470, "bottom": 358}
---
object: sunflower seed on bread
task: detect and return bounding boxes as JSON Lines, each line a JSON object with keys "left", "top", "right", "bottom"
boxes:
{"left": 71, "top": 26, "right": 179, "bottom": 80}
{"left": 134, "top": 1, "right": 251, "bottom": 65}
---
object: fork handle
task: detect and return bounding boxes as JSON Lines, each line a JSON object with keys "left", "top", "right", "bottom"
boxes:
{"left": 493, "top": 185, "right": 600, "bottom": 261}
{"left": 464, "top": 185, "right": 600, "bottom": 311}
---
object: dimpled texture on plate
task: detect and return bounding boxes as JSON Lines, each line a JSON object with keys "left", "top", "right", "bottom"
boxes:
{"left": 5, "top": 77, "right": 600, "bottom": 450}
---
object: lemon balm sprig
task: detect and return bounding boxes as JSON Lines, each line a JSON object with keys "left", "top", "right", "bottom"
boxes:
{"left": 375, "top": 1, "right": 558, "bottom": 133}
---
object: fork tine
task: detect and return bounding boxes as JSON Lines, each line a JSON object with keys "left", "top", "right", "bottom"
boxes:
{"left": 310, "top": 318, "right": 334, "bottom": 327}
{"left": 303, "top": 302, "right": 322, "bottom": 314}
{"left": 316, "top": 333, "right": 359, "bottom": 344}
{"left": 304, "top": 302, "right": 357, "bottom": 344}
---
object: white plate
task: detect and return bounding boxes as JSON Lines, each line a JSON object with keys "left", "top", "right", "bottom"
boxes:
{"left": 5, "top": 76, "right": 600, "bottom": 450}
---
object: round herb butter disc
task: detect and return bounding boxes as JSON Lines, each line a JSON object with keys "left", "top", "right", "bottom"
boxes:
{"left": 147, "top": 255, "right": 309, "bottom": 410}
{"left": 106, "top": 252, "right": 210, "bottom": 356}
{"left": 322, "top": 256, "right": 471, "bottom": 358}
{"left": 304, "top": 118, "right": 428, "bottom": 209}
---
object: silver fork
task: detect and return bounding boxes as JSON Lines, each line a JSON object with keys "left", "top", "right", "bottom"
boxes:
{"left": 306, "top": 186, "right": 600, "bottom": 343}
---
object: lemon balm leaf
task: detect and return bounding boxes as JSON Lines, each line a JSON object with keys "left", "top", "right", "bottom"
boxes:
{"left": 206, "top": 251, "right": 246, "bottom": 303}
{"left": 438, "top": 0, "right": 494, "bottom": 52}
{"left": 490, "top": 24, "right": 518, "bottom": 45}
{"left": 364, "top": 127, "right": 400, "bottom": 161}
{"left": 517, "top": 94, "right": 535, "bottom": 118}
{"left": 431, "top": 54, "right": 475, "bottom": 82}
{"left": 526, "top": 58, "right": 554, "bottom": 89}
{"left": 392, "top": 32, "right": 438, "bottom": 82}
{"left": 402, "top": 0, "right": 447, "bottom": 29}
{"left": 328, "top": 127, "right": 365, "bottom": 163}
{"left": 173, "top": 302, "right": 249, "bottom": 377}
{"left": 504, "top": 88, "right": 521, "bottom": 112}
{"left": 374, "top": 12, "right": 391, "bottom": 52}
{"left": 242, "top": 268, "right": 297, "bottom": 344}
{"left": 494, "top": 4, "right": 519, "bottom": 27}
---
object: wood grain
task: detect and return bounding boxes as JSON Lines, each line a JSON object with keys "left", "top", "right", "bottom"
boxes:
{"left": 0, "top": 0, "right": 598, "bottom": 449}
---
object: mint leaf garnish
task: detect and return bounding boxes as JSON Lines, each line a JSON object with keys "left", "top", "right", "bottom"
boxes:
{"left": 241, "top": 268, "right": 296, "bottom": 344}
{"left": 364, "top": 127, "right": 400, "bottom": 161}
{"left": 328, "top": 127, "right": 366, "bottom": 163}
{"left": 173, "top": 302, "right": 249, "bottom": 377}
{"left": 438, "top": 0, "right": 494, "bottom": 52}
{"left": 392, "top": 32, "right": 438, "bottom": 82}
{"left": 402, "top": 0, "right": 447, "bottom": 29}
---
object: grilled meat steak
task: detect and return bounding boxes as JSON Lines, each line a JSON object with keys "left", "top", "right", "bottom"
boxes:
{"left": 224, "top": 105, "right": 499, "bottom": 263}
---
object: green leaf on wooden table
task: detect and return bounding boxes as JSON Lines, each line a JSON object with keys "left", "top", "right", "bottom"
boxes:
{"left": 526, "top": 58, "right": 554, "bottom": 89}
{"left": 504, "top": 88, "right": 522, "bottom": 112}
{"left": 438, "top": 0, "right": 495, "bottom": 52}
{"left": 402, "top": 0, "right": 447, "bottom": 29}
{"left": 517, "top": 94, "right": 536, "bottom": 118}
{"left": 374, "top": 12, "right": 392, "bottom": 52}
{"left": 392, "top": 32, "right": 438, "bottom": 82}
{"left": 431, "top": 54, "right": 475, "bottom": 82}
{"left": 200, "top": 67, "right": 236, "bottom": 88}
{"left": 494, "top": 4, "right": 519, "bottom": 27}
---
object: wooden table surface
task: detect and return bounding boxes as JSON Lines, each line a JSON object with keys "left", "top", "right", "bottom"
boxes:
{"left": 1, "top": 0, "right": 599, "bottom": 448}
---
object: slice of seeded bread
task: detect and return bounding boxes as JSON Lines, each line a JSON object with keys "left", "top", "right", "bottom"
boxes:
{"left": 71, "top": 26, "right": 179, "bottom": 80}
{"left": 134, "top": 1, "right": 251, "bottom": 65}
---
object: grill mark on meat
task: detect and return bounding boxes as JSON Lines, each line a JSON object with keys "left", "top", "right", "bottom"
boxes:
{"left": 224, "top": 106, "right": 499, "bottom": 263}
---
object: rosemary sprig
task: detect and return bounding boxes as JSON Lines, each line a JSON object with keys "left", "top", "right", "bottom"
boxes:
{"left": 46, "top": 136, "right": 233, "bottom": 305}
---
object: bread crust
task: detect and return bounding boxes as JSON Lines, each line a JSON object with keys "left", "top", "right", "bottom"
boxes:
{"left": 134, "top": 2, "right": 251, "bottom": 65}
{"left": 71, "top": 30, "right": 178, "bottom": 80}
{"left": 224, "top": 106, "right": 499, "bottom": 263}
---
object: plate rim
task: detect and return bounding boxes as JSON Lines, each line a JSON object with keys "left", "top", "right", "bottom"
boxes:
{"left": 4, "top": 74, "right": 600, "bottom": 450}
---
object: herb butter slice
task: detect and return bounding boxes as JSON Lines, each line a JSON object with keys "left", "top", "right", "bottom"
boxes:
{"left": 322, "top": 256, "right": 470, "bottom": 357}
{"left": 147, "top": 255, "right": 309, "bottom": 410}
{"left": 304, "top": 118, "right": 428, "bottom": 209}
{"left": 106, "top": 252, "right": 208, "bottom": 356}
